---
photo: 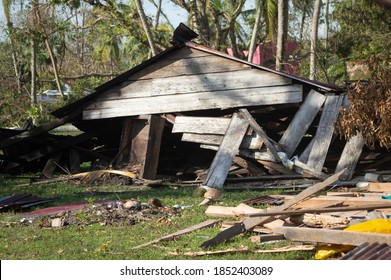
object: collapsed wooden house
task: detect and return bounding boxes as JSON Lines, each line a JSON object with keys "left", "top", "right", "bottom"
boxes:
{"left": 1, "top": 25, "right": 390, "bottom": 185}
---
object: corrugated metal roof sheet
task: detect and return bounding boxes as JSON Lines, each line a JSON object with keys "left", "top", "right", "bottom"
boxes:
{"left": 0, "top": 194, "right": 54, "bottom": 212}
{"left": 340, "top": 242, "right": 391, "bottom": 260}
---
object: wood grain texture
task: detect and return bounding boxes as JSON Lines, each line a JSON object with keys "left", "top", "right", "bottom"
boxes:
{"left": 278, "top": 89, "right": 326, "bottom": 157}
{"left": 83, "top": 85, "right": 303, "bottom": 119}
{"left": 204, "top": 113, "right": 249, "bottom": 188}
{"left": 306, "top": 95, "right": 343, "bottom": 171}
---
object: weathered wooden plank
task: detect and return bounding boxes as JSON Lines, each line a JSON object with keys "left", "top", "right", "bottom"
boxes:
{"left": 233, "top": 156, "right": 267, "bottom": 176}
{"left": 204, "top": 113, "right": 249, "bottom": 188}
{"left": 130, "top": 55, "right": 251, "bottom": 80}
{"left": 273, "top": 226, "right": 391, "bottom": 246}
{"left": 97, "top": 69, "right": 292, "bottom": 101}
{"left": 335, "top": 133, "right": 365, "bottom": 180}
{"left": 117, "top": 117, "right": 134, "bottom": 165}
{"left": 133, "top": 219, "right": 221, "bottom": 249}
{"left": 173, "top": 116, "right": 231, "bottom": 134}
{"left": 306, "top": 95, "right": 343, "bottom": 172}
{"left": 41, "top": 152, "right": 63, "bottom": 179}
{"left": 278, "top": 89, "right": 326, "bottom": 157}
{"left": 83, "top": 85, "right": 303, "bottom": 120}
{"left": 143, "top": 115, "right": 165, "bottom": 179}
{"left": 69, "top": 149, "right": 81, "bottom": 174}
{"left": 258, "top": 160, "right": 297, "bottom": 175}
{"left": 200, "top": 144, "right": 276, "bottom": 162}
{"left": 129, "top": 115, "right": 165, "bottom": 179}
{"left": 181, "top": 132, "right": 263, "bottom": 150}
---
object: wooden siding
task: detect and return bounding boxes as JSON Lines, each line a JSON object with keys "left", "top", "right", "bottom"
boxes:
{"left": 83, "top": 48, "right": 302, "bottom": 120}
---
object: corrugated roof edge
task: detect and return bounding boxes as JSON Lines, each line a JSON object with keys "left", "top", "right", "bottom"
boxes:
{"left": 52, "top": 41, "right": 344, "bottom": 118}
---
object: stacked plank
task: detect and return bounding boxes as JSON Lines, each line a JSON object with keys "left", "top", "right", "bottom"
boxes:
{"left": 203, "top": 178, "right": 391, "bottom": 257}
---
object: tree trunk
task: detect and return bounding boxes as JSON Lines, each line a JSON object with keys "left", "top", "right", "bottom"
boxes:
{"left": 134, "top": 0, "right": 158, "bottom": 56}
{"left": 33, "top": 0, "right": 64, "bottom": 98}
{"left": 248, "top": 2, "right": 262, "bottom": 63}
{"left": 154, "top": 0, "right": 162, "bottom": 29}
{"left": 276, "top": 0, "right": 288, "bottom": 71}
{"left": 31, "top": 37, "right": 38, "bottom": 105}
{"left": 189, "top": 0, "right": 202, "bottom": 43}
{"left": 3, "top": 0, "right": 23, "bottom": 96}
{"left": 325, "top": 0, "right": 330, "bottom": 49}
{"left": 299, "top": 0, "right": 310, "bottom": 41}
{"left": 310, "top": 0, "right": 322, "bottom": 81}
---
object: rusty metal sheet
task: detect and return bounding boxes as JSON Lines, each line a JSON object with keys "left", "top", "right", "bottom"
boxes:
{"left": 340, "top": 242, "right": 391, "bottom": 260}
{"left": 0, "top": 194, "right": 54, "bottom": 212}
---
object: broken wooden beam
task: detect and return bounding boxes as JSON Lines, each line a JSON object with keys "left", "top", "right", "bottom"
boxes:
{"left": 133, "top": 219, "right": 220, "bottom": 249}
{"left": 239, "top": 108, "right": 281, "bottom": 162}
{"left": 199, "top": 169, "right": 345, "bottom": 249}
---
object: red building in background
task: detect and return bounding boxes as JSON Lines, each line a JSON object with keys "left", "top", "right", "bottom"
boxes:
{"left": 227, "top": 40, "right": 300, "bottom": 75}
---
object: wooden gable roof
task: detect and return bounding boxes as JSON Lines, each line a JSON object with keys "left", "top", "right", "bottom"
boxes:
{"left": 53, "top": 41, "right": 343, "bottom": 121}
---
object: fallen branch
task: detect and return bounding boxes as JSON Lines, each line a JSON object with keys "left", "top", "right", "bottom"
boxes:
{"left": 133, "top": 219, "right": 221, "bottom": 249}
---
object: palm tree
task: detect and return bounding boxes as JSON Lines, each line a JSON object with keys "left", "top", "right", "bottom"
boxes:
{"left": 276, "top": 0, "right": 288, "bottom": 71}
{"left": 248, "top": 0, "right": 277, "bottom": 63}
{"left": 310, "top": 0, "right": 322, "bottom": 80}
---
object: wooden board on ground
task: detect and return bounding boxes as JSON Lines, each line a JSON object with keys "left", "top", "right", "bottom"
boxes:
{"left": 199, "top": 169, "right": 345, "bottom": 249}
{"left": 273, "top": 226, "right": 391, "bottom": 246}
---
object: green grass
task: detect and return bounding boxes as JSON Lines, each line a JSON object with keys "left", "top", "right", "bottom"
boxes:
{"left": 0, "top": 176, "right": 314, "bottom": 260}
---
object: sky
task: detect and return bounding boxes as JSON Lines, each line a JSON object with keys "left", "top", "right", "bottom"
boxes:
{"left": 0, "top": 0, "right": 188, "bottom": 29}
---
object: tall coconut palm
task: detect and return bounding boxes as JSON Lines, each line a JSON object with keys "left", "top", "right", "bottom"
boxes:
{"left": 310, "top": 0, "right": 322, "bottom": 80}
{"left": 248, "top": 0, "right": 277, "bottom": 63}
{"left": 276, "top": 0, "right": 288, "bottom": 71}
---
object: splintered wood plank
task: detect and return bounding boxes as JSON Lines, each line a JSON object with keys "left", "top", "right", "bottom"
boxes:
{"left": 83, "top": 85, "right": 303, "bottom": 120}
{"left": 273, "top": 226, "right": 391, "bottom": 246}
{"left": 98, "top": 70, "right": 293, "bottom": 100}
{"left": 133, "top": 219, "right": 220, "bottom": 249}
{"left": 199, "top": 169, "right": 345, "bottom": 249}
{"left": 181, "top": 132, "right": 263, "bottom": 150}
{"left": 204, "top": 113, "right": 249, "bottom": 188}
{"left": 278, "top": 89, "right": 326, "bottom": 157}
{"left": 306, "top": 95, "right": 343, "bottom": 172}
{"left": 335, "top": 133, "right": 365, "bottom": 180}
